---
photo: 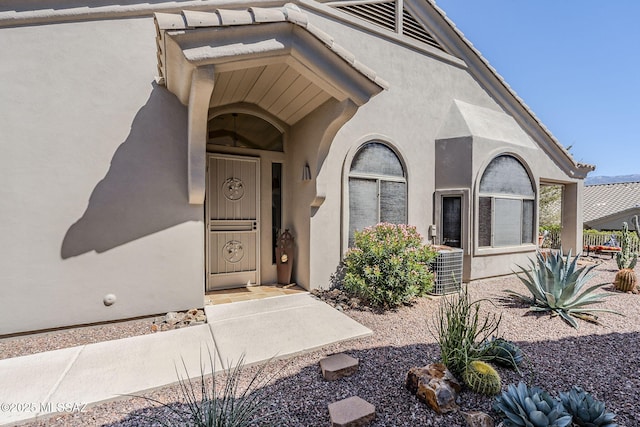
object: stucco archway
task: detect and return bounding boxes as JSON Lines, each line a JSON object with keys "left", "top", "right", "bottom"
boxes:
{"left": 154, "top": 4, "right": 388, "bottom": 205}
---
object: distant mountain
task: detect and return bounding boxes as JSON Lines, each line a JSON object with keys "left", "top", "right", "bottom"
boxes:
{"left": 585, "top": 174, "right": 640, "bottom": 186}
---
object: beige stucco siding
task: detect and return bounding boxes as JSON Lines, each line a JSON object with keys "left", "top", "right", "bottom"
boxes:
{"left": 301, "top": 8, "right": 516, "bottom": 287}
{"left": 0, "top": 18, "right": 204, "bottom": 334}
{"left": 298, "top": 6, "right": 583, "bottom": 286}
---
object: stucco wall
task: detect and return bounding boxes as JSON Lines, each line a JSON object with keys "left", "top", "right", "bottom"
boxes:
{"left": 300, "top": 5, "right": 583, "bottom": 286}
{"left": 0, "top": 17, "right": 204, "bottom": 335}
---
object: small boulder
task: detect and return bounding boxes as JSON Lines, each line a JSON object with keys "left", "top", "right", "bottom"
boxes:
{"left": 406, "top": 363, "right": 462, "bottom": 414}
{"left": 461, "top": 411, "right": 494, "bottom": 427}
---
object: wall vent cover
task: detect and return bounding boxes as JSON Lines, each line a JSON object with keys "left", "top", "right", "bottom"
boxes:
{"left": 331, "top": 1, "right": 446, "bottom": 52}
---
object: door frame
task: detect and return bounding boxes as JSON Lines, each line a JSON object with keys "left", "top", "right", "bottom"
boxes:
{"left": 434, "top": 189, "right": 470, "bottom": 255}
{"left": 206, "top": 153, "right": 261, "bottom": 291}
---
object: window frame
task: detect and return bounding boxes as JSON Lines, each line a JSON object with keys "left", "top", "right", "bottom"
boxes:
{"left": 475, "top": 154, "right": 537, "bottom": 255}
{"left": 343, "top": 140, "right": 408, "bottom": 249}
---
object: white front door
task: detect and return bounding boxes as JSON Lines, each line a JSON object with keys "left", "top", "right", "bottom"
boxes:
{"left": 206, "top": 154, "right": 260, "bottom": 291}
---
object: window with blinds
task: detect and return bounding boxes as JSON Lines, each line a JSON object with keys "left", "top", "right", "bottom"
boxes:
{"left": 348, "top": 142, "right": 407, "bottom": 246}
{"left": 478, "top": 155, "right": 535, "bottom": 247}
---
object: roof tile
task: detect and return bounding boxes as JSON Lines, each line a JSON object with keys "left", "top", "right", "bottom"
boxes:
{"left": 583, "top": 181, "right": 640, "bottom": 222}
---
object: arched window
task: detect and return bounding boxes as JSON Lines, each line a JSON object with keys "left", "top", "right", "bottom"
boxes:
{"left": 348, "top": 142, "right": 407, "bottom": 245}
{"left": 478, "top": 155, "right": 535, "bottom": 247}
{"left": 207, "top": 113, "right": 283, "bottom": 152}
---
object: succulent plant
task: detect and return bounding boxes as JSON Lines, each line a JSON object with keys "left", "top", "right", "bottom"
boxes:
{"left": 462, "top": 360, "right": 501, "bottom": 395}
{"left": 559, "top": 386, "right": 618, "bottom": 427}
{"left": 633, "top": 215, "right": 640, "bottom": 241}
{"left": 494, "top": 382, "right": 572, "bottom": 427}
{"left": 508, "top": 250, "right": 621, "bottom": 328}
{"left": 614, "top": 268, "right": 638, "bottom": 292}
{"left": 616, "top": 222, "right": 637, "bottom": 270}
{"left": 481, "top": 337, "right": 524, "bottom": 369}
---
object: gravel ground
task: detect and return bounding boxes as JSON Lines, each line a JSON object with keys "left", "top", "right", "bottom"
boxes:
{"left": 7, "top": 257, "right": 640, "bottom": 427}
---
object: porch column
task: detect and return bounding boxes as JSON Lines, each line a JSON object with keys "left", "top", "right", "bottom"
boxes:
{"left": 561, "top": 182, "right": 584, "bottom": 254}
{"left": 188, "top": 66, "right": 215, "bottom": 204}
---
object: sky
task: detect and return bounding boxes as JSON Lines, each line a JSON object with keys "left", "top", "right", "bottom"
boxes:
{"left": 433, "top": 0, "right": 640, "bottom": 177}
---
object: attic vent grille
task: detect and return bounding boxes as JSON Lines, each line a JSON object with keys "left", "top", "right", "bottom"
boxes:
{"left": 330, "top": 1, "right": 445, "bottom": 52}
{"left": 402, "top": 9, "right": 441, "bottom": 49}
{"left": 334, "top": 2, "right": 396, "bottom": 33}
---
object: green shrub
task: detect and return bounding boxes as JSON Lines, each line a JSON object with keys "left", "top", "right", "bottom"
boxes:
{"left": 432, "top": 286, "right": 501, "bottom": 378}
{"left": 343, "top": 223, "right": 437, "bottom": 309}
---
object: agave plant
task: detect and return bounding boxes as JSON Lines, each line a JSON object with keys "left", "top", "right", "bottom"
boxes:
{"left": 559, "top": 386, "right": 618, "bottom": 427}
{"left": 494, "top": 382, "right": 572, "bottom": 427}
{"left": 508, "top": 250, "right": 621, "bottom": 328}
{"left": 480, "top": 337, "right": 524, "bottom": 370}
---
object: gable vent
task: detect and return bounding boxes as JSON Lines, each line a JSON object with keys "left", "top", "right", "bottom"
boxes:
{"left": 330, "top": 0, "right": 445, "bottom": 52}
{"left": 402, "top": 8, "right": 441, "bottom": 50}
{"left": 334, "top": 1, "right": 396, "bottom": 33}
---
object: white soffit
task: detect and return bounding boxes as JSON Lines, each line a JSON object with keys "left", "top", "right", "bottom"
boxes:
{"left": 436, "top": 100, "right": 537, "bottom": 149}
{"left": 154, "top": 4, "right": 388, "bottom": 125}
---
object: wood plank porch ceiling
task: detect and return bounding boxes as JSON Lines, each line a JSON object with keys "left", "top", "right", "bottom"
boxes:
{"left": 209, "top": 63, "right": 331, "bottom": 126}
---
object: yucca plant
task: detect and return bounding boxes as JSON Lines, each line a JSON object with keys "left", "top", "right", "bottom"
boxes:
{"left": 494, "top": 382, "right": 572, "bottom": 427}
{"left": 134, "top": 350, "right": 278, "bottom": 426}
{"left": 507, "top": 250, "right": 621, "bottom": 328}
{"left": 559, "top": 386, "right": 618, "bottom": 427}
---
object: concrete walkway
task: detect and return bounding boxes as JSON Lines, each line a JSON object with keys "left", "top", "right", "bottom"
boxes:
{"left": 0, "top": 293, "right": 372, "bottom": 426}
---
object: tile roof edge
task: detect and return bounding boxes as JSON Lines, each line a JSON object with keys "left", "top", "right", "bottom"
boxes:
{"left": 154, "top": 4, "right": 388, "bottom": 90}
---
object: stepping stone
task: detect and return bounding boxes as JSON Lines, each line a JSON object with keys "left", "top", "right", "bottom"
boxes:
{"left": 319, "top": 353, "right": 359, "bottom": 381}
{"left": 328, "top": 396, "right": 375, "bottom": 427}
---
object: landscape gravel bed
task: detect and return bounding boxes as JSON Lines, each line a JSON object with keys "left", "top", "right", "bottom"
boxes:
{"left": 10, "top": 257, "right": 640, "bottom": 426}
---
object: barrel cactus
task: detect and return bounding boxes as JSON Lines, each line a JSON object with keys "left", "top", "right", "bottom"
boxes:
{"left": 462, "top": 360, "right": 501, "bottom": 395}
{"left": 559, "top": 386, "right": 618, "bottom": 427}
{"left": 494, "top": 382, "right": 572, "bottom": 427}
{"left": 482, "top": 337, "right": 524, "bottom": 369}
{"left": 614, "top": 268, "right": 638, "bottom": 292}
{"left": 616, "top": 222, "right": 637, "bottom": 270}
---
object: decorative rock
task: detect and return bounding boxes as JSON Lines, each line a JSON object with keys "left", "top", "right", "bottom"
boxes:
{"left": 461, "top": 411, "right": 495, "bottom": 427}
{"left": 320, "top": 353, "right": 359, "bottom": 381}
{"left": 328, "top": 396, "right": 375, "bottom": 427}
{"left": 164, "top": 311, "right": 179, "bottom": 325}
{"left": 152, "top": 308, "right": 207, "bottom": 332}
{"left": 406, "top": 363, "right": 462, "bottom": 414}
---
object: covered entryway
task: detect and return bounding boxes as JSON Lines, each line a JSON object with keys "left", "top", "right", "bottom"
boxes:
{"left": 154, "top": 4, "right": 387, "bottom": 290}
{"left": 206, "top": 154, "right": 260, "bottom": 290}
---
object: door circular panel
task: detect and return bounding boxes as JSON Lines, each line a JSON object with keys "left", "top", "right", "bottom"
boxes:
{"left": 223, "top": 177, "right": 245, "bottom": 201}
{"left": 222, "top": 240, "right": 245, "bottom": 263}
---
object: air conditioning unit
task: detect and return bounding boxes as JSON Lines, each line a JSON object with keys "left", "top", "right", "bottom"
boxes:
{"left": 430, "top": 245, "right": 463, "bottom": 295}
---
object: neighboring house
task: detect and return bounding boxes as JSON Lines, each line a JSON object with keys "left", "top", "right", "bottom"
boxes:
{"left": 583, "top": 182, "right": 640, "bottom": 231}
{"left": 0, "top": 0, "right": 593, "bottom": 335}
